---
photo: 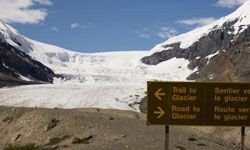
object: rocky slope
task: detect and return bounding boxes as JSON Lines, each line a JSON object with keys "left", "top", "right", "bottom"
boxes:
{"left": 0, "top": 21, "right": 56, "bottom": 86}
{"left": 142, "top": 0, "right": 250, "bottom": 82}
{"left": 0, "top": 42, "right": 56, "bottom": 86}
{"left": 0, "top": 106, "right": 241, "bottom": 150}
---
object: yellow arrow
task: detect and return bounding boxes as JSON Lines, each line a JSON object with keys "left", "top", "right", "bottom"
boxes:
{"left": 154, "top": 88, "right": 165, "bottom": 100}
{"left": 154, "top": 107, "right": 165, "bottom": 119}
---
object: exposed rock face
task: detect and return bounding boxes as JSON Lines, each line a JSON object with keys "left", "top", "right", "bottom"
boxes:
{"left": 189, "top": 52, "right": 240, "bottom": 81}
{"left": 0, "top": 42, "right": 56, "bottom": 85}
{"left": 141, "top": 21, "right": 237, "bottom": 65}
{"left": 192, "top": 26, "right": 250, "bottom": 82}
{"left": 141, "top": 20, "right": 250, "bottom": 81}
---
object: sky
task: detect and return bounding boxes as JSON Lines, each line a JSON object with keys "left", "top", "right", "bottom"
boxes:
{"left": 0, "top": 0, "right": 247, "bottom": 52}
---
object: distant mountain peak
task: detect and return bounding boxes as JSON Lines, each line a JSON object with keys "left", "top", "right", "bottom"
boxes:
{"left": 150, "top": 0, "right": 250, "bottom": 54}
{"left": 0, "top": 20, "right": 33, "bottom": 53}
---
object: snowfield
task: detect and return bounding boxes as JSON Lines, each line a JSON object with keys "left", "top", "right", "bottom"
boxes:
{"left": 0, "top": 47, "right": 195, "bottom": 111}
{"left": 0, "top": 84, "right": 145, "bottom": 111}
{"left": 26, "top": 39, "right": 194, "bottom": 85}
{"left": 0, "top": 18, "right": 197, "bottom": 111}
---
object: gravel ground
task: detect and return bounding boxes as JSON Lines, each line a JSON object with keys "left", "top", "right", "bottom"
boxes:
{"left": 0, "top": 106, "right": 243, "bottom": 150}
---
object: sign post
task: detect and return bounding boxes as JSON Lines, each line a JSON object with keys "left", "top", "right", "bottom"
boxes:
{"left": 165, "top": 126, "right": 169, "bottom": 150}
{"left": 147, "top": 81, "right": 250, "bottom": 149}
{"left": 241, "top": 127, "right": 245, "bottom": 150}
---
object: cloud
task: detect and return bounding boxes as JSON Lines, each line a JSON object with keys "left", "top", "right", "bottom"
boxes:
{"left": 70, "top": 22, "right": 94, "bottom": 29}
{"left": 70, "top": 22, "right": 80, "bottom": 28}
{"left": 158, "top": 27, "right": 178, "bottom": 39}
{"left": 34, "top": 0, "right": 52, "bottom": 5}
{"left": 142, "top": 27, "right": 150, "bottom": 31}
{"left": 177, "top": 17, "right": 216, "bottom": 27}
{"left": 139, "top": 33, "right": 150, "bottom": 39}
{"left": 51, "top": 26, "right": 58, "bottom": 31}
{"left": 215, "top": 0, "right": 248, "bottom": 8}
{"left": 134, "top": 31, "right": 151, "bottom": 39}
{"left": 0, "top": 0, "right": 52, "bottom": 24}
{"left": 82, "top": 22, "right": 94, "bottom": 29}
{"left": 134, "top": 27, "right": 178, "bottom": 39}
{"left": 134, "top": 28, "right": 151, "bottom": 39}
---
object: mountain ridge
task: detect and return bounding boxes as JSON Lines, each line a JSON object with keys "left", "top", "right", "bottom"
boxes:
{"left": 142, "top": 0, "right": 250, "bottom": 81}
{"left": 147, "top": 0, "right": 250, "bottom": 54}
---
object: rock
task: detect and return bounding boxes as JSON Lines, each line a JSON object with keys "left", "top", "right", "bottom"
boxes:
{"left": 49, "top": 145, "right": 59, "bottom": 149}
{"left": 122, "top": 135, "right": 126, "bottom": 138}
{"left": 139, "top": 96, "right": 147, "bottom": 113}
{"left": 46, "top": 137, "right": 60, "bottom": 146}
{"left": 108, "top": 117, "right": 114, "bottom": 120}
{"left": 14, "top": 134, "right": 21, "bottom": 141}
{"left": 2, "top": 116, "right": 13, "bottom": 123}
{"left": 45, "top": 119, "right": 60, "bottom": 131}
{"left": 188, "top": 137, "right": 197, "bottom": 142}
{"left": 71, "top": 136, "right": 81, "bottom": 144}
{"left": 71, "top": 135, "right": 93, "bottom": 144}
{"left": 62, "top": 135, "right": 70, "bottom": 139}
{"left": 176, "top": 146, "right": 186, "bottom": 150}
{"left": 197, "top": 143, "right": 207, "bottom": 146}
{"left": 45, "top": 135, "right": 69, "bottom": 146}
{"left": 82, "top": 135, "right": 93, "bottom": 141}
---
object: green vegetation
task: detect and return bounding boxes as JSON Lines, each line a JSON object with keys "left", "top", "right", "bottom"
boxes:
{"left": 4, "top": 144, "right": 37, "bottom": 150}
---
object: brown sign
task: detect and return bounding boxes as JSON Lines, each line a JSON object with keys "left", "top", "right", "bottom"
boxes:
{"left": 147, "top": 81, "right": 250, "bottom": 126}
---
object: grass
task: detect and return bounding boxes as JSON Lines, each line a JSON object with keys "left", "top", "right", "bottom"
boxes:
{"left": 4, "top": 144, "right": 37, "bottom": 150}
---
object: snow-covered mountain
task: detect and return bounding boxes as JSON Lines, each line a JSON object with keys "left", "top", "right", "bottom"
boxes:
{"left": 0, "top": 19, "right": 194, "bottom": 111}
{"left": 147, "top": 0, "right": 250, "bottom": 54}
{"left": 142, "top": 0, "right": 250, "bottom": 81}
{"left": 1, "top": 0, "right": 250, "bottom": 110}
{"left": 0, "top": 19, "right": 194, "bottom": 85}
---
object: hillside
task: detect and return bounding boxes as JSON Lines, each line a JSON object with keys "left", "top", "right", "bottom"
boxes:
{"left": 0, "top": 106, "right": 241, "bottom": 150}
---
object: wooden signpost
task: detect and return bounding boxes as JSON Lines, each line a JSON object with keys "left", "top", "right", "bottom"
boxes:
{"left": 147, "top": 81, "right": 250, "bottom": 150}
